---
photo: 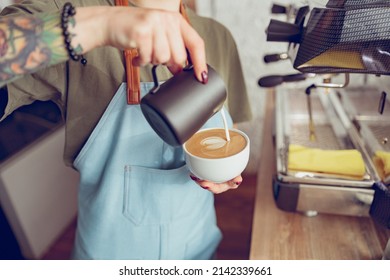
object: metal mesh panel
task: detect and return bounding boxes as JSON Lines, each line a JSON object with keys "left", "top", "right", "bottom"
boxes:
{"left": 284, "top": 89, "right": 352, "bottom": 150}
{"left": 290, "top": 123, "right": 342, "bottom": 149}
{"left": 326, "top": 0, "right": 390, "bottom": 8}
{"left": 341, "top": 87, "right": 390, "bottom": 117}
{"left": 363, "top": 122, "right": 390, "bottom": 151}
{"left": 288, "top": 91, "right": 326, "bottom": 116}
{"left": 294, "top": 7, "right": 390, "bottom": 74}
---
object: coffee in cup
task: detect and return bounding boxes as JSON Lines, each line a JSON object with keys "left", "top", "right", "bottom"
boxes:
{"left": 184, "top": 128, "right": 250, "bottom": 183}
{"left": 185, "top": 129, "right": 246, "bottom": 159}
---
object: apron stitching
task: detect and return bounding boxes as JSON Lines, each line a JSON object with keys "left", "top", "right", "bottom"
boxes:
{"left": 123, "top": 165, "right": 129, "bottom": 215}
{"left": 159, "top": 225, "right": 163, "bottom": 259}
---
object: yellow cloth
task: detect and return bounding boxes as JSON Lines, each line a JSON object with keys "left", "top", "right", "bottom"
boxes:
{"left": 372, "top": 151, "right": 390, "bottom": 180}
{"left": 288, "top": 144, "right": 366, "bottom": 178}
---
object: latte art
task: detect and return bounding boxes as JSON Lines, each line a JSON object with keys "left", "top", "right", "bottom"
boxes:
{"left": 184, "top": 127, "right": 250, "bottom": 182}
{"left": 201, "top": 136, "right": 227, "bottom": 150}
{"left": 185, "top": 128, "right": 247, "bottom": 159}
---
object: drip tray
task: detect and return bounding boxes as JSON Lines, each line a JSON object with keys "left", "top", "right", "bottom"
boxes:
{"left": 355, "top": 119, "right": 390, "bottom": 153}
{"left": 338, "top": 88, "right": 390, "bottom": 151}
{"left": 273, "top": 86, "right": 377, "bottom": 217}
{"left": 336, "top": 87, "right": 390, "bottom": 176}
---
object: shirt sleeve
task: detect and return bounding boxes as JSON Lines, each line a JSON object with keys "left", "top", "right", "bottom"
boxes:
{"left": 1, "top": 65, "right": 67, "bottom": 121}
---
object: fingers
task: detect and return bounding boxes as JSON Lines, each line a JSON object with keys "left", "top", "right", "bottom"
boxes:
{"left": 125, "top": 9, "right": 206, "bottom": 81}
{"left": 180, "top": 17, "right": 207, "bottom": 83}
{"left": 133, "top": 26, "right": 153, "bottom": 66}
{"left": 164, "top": 18, "right": 187, "bottom": 71}
{"left": 150, "top": 25, "right": 171, "bottom": 65}
{"left": 190, "top": 174, "right": 243, "bottom": 194}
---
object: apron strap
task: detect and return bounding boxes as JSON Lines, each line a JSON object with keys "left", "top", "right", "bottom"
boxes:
{"left": 115, "top": 1, "right": 191, "bottom": 104}
{"left": 115, "top": 0, "right": 140, "bottom": 104}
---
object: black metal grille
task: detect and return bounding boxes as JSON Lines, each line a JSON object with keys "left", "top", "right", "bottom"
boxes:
{"left": 292, "top": 6, "right": 390, "bottom": 75}
{"left": 326, "top": 0, "right": 390, "bottom": 9}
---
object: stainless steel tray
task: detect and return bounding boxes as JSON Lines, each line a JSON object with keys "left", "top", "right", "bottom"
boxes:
{"left": 355, "top": 119, "right": 390, "bottom": 154}
{"left": 275, "top": 86, "right": 378, "bottom": 188}
{"left": 335, "top": 87, "right": 390, "bottom": 181}
{"left": 336, "top": 86, "right": 390, "bottom": 118}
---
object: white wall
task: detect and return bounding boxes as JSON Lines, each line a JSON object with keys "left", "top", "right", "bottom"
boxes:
{"left": 0, "top": 0, "right": 14, "bottom": 9}
{"left": 196, "top": 0, "right": 298, "bottom": 173}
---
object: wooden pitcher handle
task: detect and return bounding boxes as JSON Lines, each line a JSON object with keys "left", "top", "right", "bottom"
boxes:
{"left": 115, "top": 0, "right": 140, "bottom": 104}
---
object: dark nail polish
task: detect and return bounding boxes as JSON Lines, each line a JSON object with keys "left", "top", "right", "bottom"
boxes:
{"left": 201, "top": 186, "right": 209, "bottom": 189}
{"left": 201, "top": 71, "right": 208, "bottom": 84}
{"left": 235, "top": 181, "right": 242, "bottom": 186}
{"left": 190, "top": 175, "right": 199, "bottom": 181}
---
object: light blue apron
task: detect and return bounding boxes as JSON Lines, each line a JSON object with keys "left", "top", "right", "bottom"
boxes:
{"left": 71, "top": 82, "right": 233, "bottom": 259}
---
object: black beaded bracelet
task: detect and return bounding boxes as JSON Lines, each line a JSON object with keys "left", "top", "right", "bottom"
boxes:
{"left": 61, "top": 2, "right": 87, "bottom": 65}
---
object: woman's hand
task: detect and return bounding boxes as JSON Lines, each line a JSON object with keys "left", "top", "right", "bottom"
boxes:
{"left": 73, "top": 6, "right": 207, "bottom": 82}
{"left": 0, "top": 5, "right": 208, "bottom": 86}
{"left": 190, "top": 174, "right": 243, "bottom": 194}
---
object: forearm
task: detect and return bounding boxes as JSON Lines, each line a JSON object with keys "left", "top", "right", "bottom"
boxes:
{"left": 0, "top": 6, "right": 107, "bottom": 87}
{"left": 0, "top": 12, "right": 67, "bottom": 85}
{"left": 0, "top": 4, "right": 207, "bottom": 86}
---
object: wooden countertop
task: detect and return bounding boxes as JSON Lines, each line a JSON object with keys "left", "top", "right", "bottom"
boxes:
{"left": 249, "top": 89, "right": 390, "bottom": 260}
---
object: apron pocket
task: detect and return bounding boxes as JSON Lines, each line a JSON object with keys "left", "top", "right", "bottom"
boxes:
{"left": 123, "top": 164, "right": 197, "bottom": 226}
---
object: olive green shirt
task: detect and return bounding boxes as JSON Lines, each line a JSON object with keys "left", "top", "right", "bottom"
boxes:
{"left": 1, "top": 0, "right": 252, "bottom": 166}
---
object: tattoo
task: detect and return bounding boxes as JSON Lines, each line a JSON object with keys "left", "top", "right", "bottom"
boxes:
{"left": 0, "top": 12, "right": 68, "bottom": 85}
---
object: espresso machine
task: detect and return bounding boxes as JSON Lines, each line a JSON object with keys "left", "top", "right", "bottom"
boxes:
{"left": 259, "top": 0, "right": 390, "bottom": 227}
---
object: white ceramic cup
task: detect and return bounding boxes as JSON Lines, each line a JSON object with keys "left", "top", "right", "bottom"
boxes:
{"left": 183, "top": 128, "right": 250, "bottom": 183}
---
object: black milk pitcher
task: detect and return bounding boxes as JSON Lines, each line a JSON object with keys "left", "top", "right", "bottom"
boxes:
{"left": 141, "top": 64, "right": 227, "bottom": 146}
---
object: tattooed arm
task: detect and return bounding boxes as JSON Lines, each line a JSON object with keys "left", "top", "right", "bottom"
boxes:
{"left": 0, "top": 5, "right": 206, "bottom": 87}
{"left": 0, "top": 13, "right": 67, "bottom": 86}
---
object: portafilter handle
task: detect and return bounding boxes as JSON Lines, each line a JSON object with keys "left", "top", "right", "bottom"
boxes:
{"left": 263, "top": 52, "right": 289, "bottom": 64}
{"left": 258, "top": 73, "right": 315, "bottom": 88}
{"left": 266, "top": 19, "right": 302, "bottom": 43}
{"left": 271, "top": 4, "right": 287, "bottom": 14}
